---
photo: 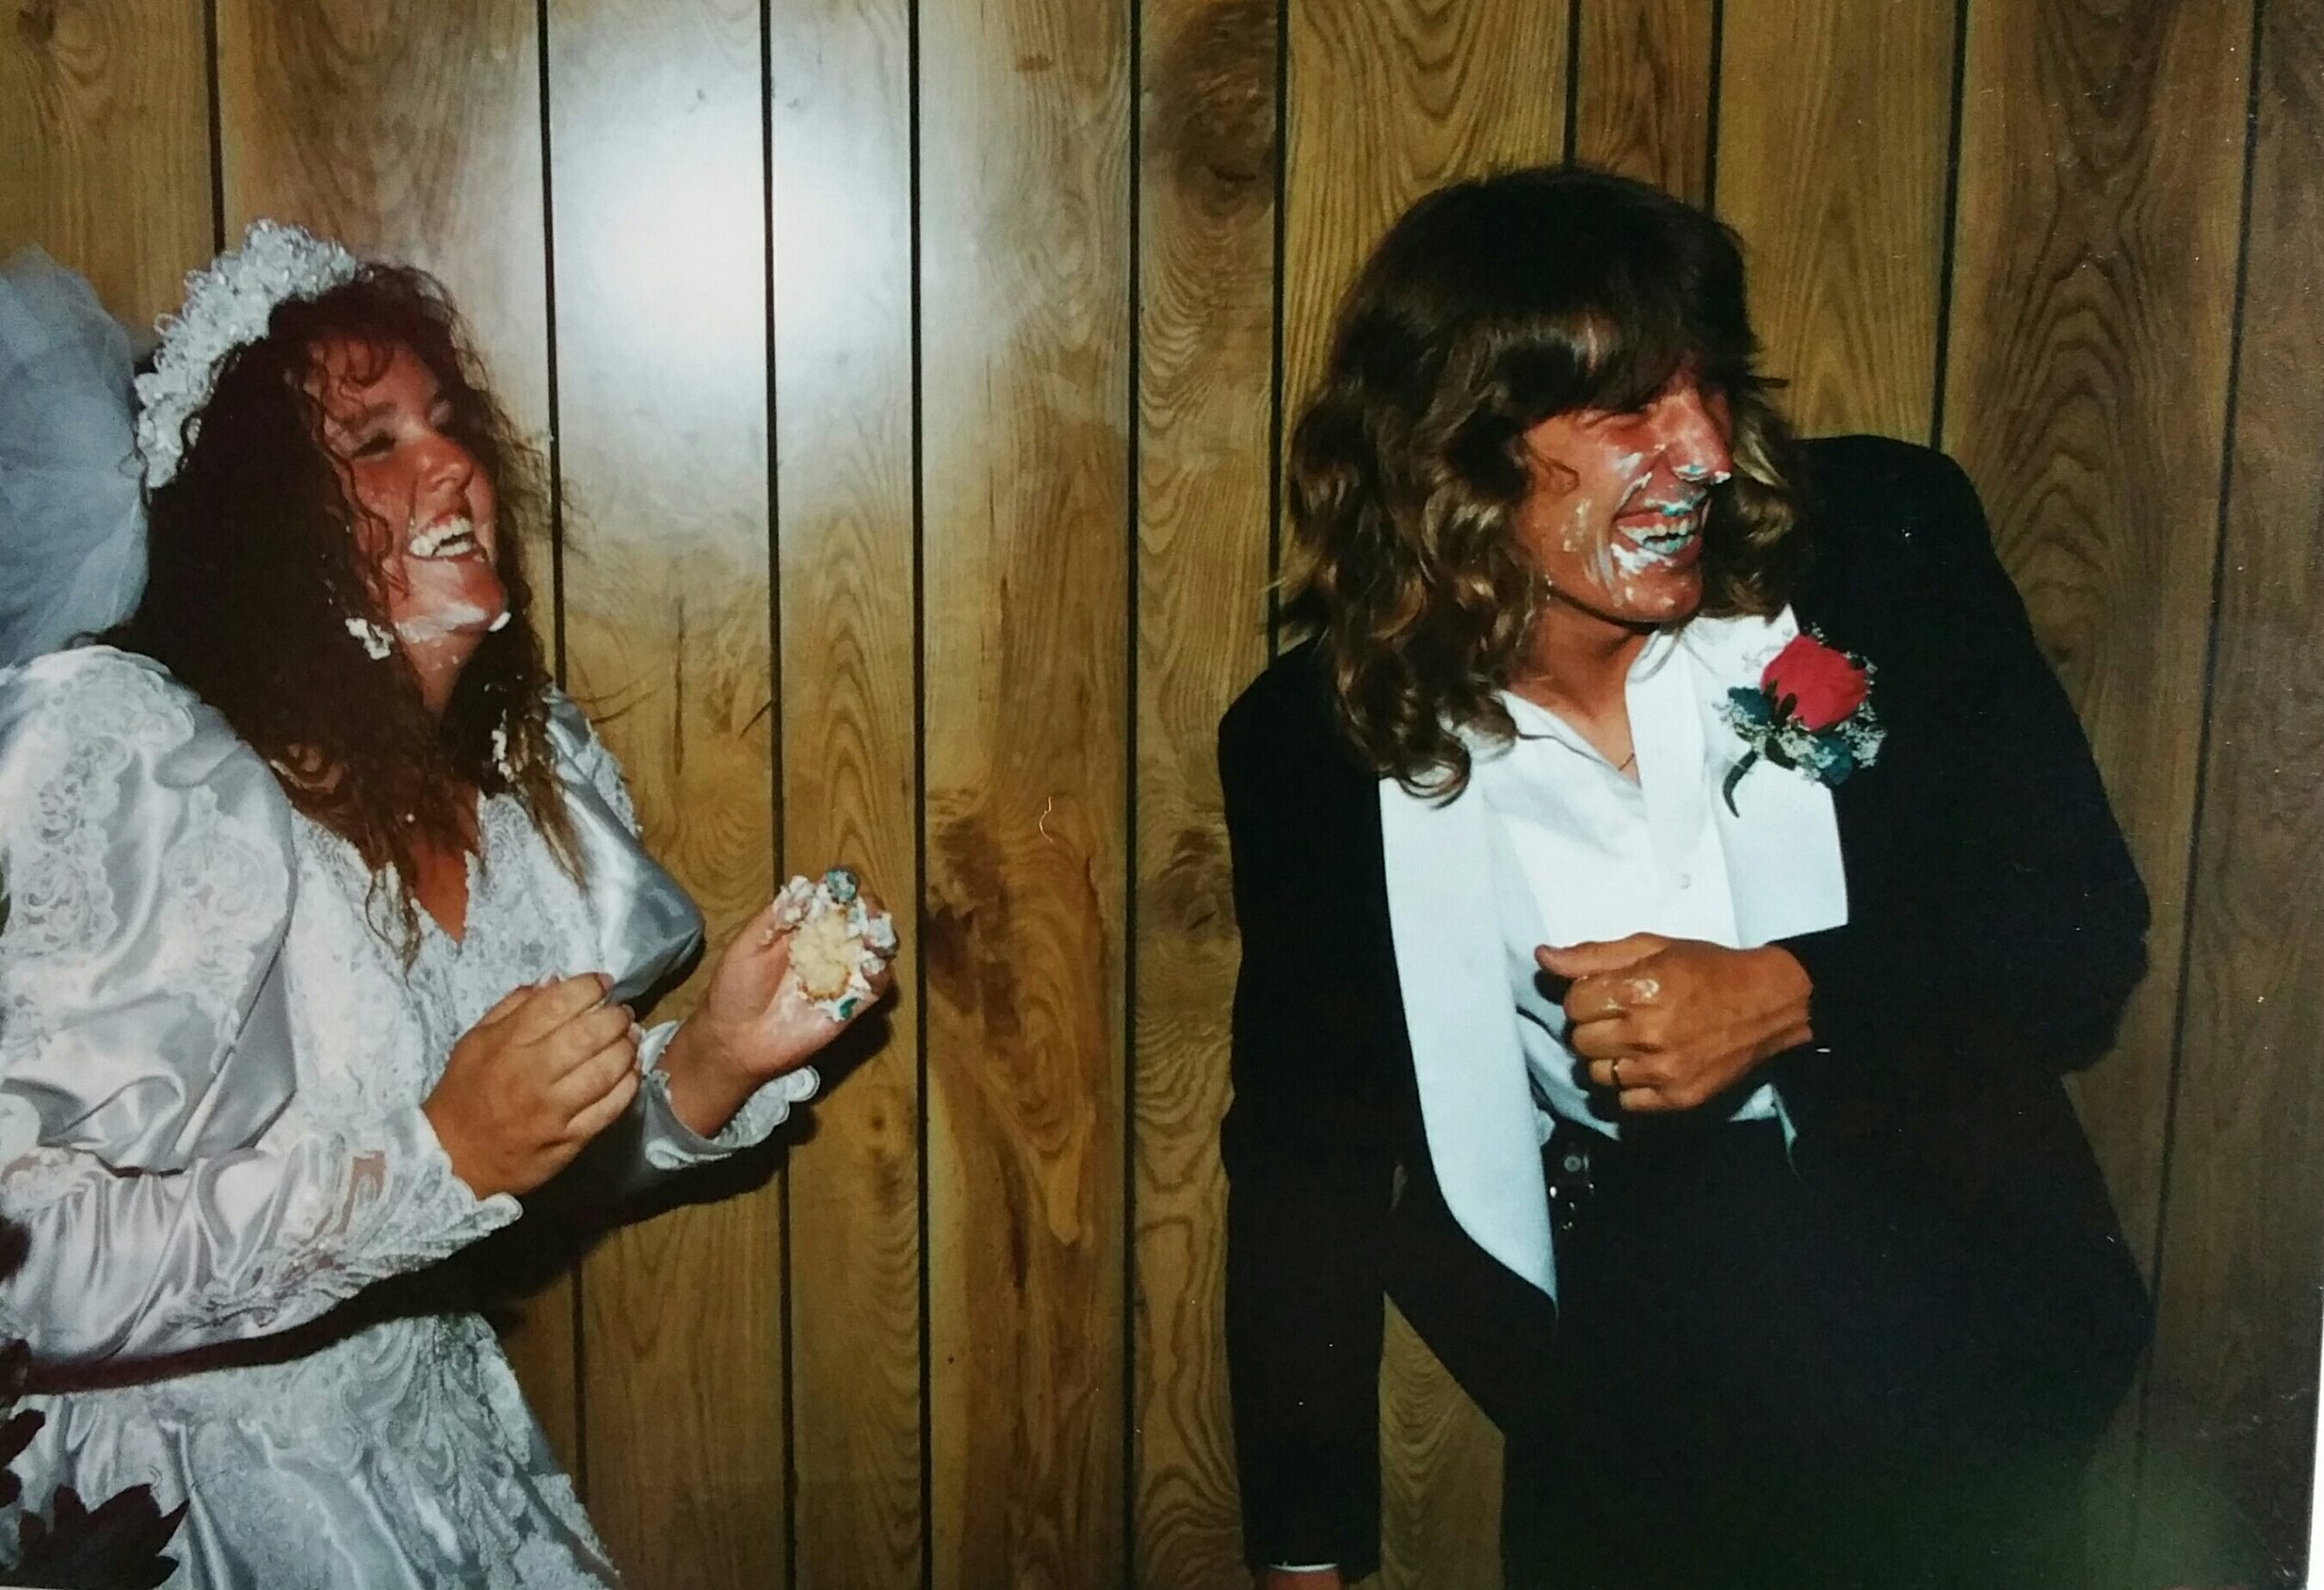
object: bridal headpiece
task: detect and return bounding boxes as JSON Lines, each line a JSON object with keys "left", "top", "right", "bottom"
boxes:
{"left": 133, "top": 221, "right": 361, "bottom": 489}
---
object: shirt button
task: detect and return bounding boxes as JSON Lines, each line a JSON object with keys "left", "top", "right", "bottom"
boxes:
{"left": 1677, "top": 873, "right": 1693, "bottom": 889}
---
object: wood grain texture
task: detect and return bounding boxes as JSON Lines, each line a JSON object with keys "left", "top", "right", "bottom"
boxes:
{"left": 768, "top": 0, "right": 923, "bottom": 1585}
{"left": 1714, "top": 0, "right": 1954, "bottom": 439}
{"left": 1132, "top": 1, "right": 1278, "bottom": 1585}
{"left": 917, "top": 0, "right": 1132, "bottom": 1583}
{"left": 2145, "top": 0, "right": 2324, "bottom": 1582}
{"left": 1571, "top": 0, "right": 1715, "bottom": 202}
{"left": 1281, "top": 0, "right": 1567, "bottom": 422}
{"left": 1943, "top": 15, "right": 2251, "bottom": 1577}
{"left": 1943, "top": 0, "right": 2250, "bottom": 1283}
{"left": 1360, "top": 1302, "right": 1503, "bottom": 1590}
{"left": 217, "top": 0, "right": 549, "bottom": 428}
{"left": 0, "top": 0, "right": 211, "bottom": 324}
{"left": 213, "top": 0, "right": 579, "bottom": 1471}
{"left": 544, "top": 1, "right": 781, "bottom": 1584}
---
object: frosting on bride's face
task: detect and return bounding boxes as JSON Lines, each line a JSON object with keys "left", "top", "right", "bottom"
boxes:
{"left": 306, "top": 335, "right": 506, "bottom": 686}
{"left": 1512, "top": 370, "right": 1735, "bottom": 630}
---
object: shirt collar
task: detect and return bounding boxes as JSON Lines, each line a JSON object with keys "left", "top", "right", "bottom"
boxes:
{"left": 1469, "top": 607, "right": 1800, "bottom": 773}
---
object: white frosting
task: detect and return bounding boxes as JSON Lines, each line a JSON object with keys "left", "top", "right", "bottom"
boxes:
{"left": 393, "top": 601, "right": 494, "bottom": 646}
{"left": 343, "top": 615, "right": 393, "bottom": 660}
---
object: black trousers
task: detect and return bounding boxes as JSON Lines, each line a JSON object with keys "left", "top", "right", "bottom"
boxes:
{"left": 1502, "top": 1119, "right": 2103, "bottom": 1590}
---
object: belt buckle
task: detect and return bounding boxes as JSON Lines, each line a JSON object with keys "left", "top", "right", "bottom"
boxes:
{"left": 1546, "top": 1131, "right": 1596, "bottom": 1239}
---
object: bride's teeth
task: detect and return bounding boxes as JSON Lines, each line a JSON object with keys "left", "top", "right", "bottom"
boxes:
{"left": 409, "top": 517, "right": 478, "bottom": 558}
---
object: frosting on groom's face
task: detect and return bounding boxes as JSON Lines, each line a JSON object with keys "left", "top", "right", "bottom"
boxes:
{"left": 307, "top": 335, "right": 507, "bottom": 667}
{"left": 1511, "top": 369, "right": 1735, "bottom": 630}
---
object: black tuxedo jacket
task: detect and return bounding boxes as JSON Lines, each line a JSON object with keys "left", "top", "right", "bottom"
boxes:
{"left": 1216, "top": 435, "right": 2153, "bottom": 1576}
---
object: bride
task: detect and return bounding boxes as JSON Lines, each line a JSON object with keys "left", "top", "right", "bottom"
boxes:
{"left": 0, "top": 223, "right": 894, "bottom": 1585}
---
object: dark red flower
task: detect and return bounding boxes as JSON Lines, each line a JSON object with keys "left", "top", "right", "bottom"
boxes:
{"left": 1760, "top": 634, "right": 1867, "bottom": 731}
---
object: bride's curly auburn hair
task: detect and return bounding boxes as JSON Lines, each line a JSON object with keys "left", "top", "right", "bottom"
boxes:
{"left": 110, "top": 265, "right": 576, "bottom": 953}
{"left": 1284, "top": 165, "right": 1809, "bottom": 796}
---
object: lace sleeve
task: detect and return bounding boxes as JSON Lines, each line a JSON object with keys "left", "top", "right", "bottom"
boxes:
{"left": 521, "top": 1022, "right": 815, "bottom": 1211}
{"left": 0, "top": 647, "right": 298, "bottom": 1170}
{"left": 0, "top": 1101, "right": 517, "bottom": 1366}
{"left": 635, "top": 1021, "right": 816, "bottom": 1170}
{"left": 0, "top": 649, "right": 519, "bottom": 1366}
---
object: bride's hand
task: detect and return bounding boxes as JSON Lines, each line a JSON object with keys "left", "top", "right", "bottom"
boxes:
{"left": 423, "top": 974, "right": 641, "bottom": 1200}
{"left": 655, "top": 878, "right": 896, "bottom": 1135}
{"left": 704, "top": 884, "right": 897, "bottom": 1075}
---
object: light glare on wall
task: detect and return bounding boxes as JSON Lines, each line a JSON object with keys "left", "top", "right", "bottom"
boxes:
{"left": 590, "top": 143, "right": 762, "bottom": 381}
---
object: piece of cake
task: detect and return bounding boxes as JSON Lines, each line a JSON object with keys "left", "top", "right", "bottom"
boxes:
{"left": 769, "top": 867, "right": 899, "bottom": 1021}
{"left": 788, "top": 905, "right": 859, "bottom": 1002}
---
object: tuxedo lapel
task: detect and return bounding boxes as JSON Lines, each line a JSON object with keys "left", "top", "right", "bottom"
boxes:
{"left": 1781, "top": 588, "right": 1899, "bottom": 921}
{"left": 1378, "top": 771, "right": 1557, "bottom": 1298}
{"left": 1685, "top": 610, "right": 1852, "bottom": 945}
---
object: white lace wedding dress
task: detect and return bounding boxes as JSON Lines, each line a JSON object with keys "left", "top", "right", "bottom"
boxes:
{"left": 0, "top": 646, "right": 812, "bottom": 1587}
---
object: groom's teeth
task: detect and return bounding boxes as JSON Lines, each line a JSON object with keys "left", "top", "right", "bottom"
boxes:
{"left": 1629, "top": 521, "right": 1697, "bottom": 558}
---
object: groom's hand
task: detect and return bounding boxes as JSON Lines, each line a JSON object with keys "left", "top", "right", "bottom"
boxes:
{"left": 1537, "top": 933, "right": 1812, "bottom": 1112}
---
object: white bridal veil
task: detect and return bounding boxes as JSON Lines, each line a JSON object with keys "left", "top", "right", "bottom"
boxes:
{"left": 0, "top": 251, "right": 147, "bottom": 667}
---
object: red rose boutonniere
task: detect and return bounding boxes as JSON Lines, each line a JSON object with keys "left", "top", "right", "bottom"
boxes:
{"left": 1718, "top": 632, "right": 1884, "bottom": 814}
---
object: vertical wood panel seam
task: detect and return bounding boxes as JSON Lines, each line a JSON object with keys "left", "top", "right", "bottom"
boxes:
{"left": 534, "top": 0, "right": 567, "bottom": 682}
{"left": 759, "top": 0, "right": 795, "bottom": 1577}
{"left": 758, "top": 0, "right": 784, "bottom": 846}
{"left": 1926, "top": 0, "right": 1971, "bottom": 450}
{"left": 530, "top": 0, "right": 580, "bottom": 1497}
{"left": 906, "top": 0, "right": 932, "bottom": 1582}
{"left": 1701, "top": 0, "right": 1724, "bottom": 212}
{"left": 1561, "top": 0, "right": 1581, "bottom": 163}
{"left": 202, "top": 0, "right": 223, "bottom": 252}
{"left": 2135, "top": 0, "right": 2271, "bottom": 1494}
{"left": 1121, "top": 0, "right": 1144, "bottom": 1583}
{"left": 1265, "top": 0, "right": 1292, "bottom": 654}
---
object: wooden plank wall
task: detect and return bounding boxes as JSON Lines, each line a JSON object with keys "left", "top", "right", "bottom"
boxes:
{"left": 771, "top": 2, "right": 923, "bottom": 1586}
{"left": 5, "top": 0, "right": 2318, "bottom": 1584}
{"left": 2146, "top": 0, "right": 2324, "bottom": 1582}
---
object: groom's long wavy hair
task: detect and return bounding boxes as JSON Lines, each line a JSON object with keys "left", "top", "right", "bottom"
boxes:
{"left": 1283, "top": 164, "right": 1809, "bottom": 797}
{"left": 111, "top": 267, "right": 576, "bottom": 953}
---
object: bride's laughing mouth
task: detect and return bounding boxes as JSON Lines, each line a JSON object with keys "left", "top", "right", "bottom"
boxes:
{"left": 407, "top": 514, "right": 484, "bottom": 561}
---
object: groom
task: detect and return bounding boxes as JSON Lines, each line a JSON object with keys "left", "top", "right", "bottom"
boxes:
{"left": 1216, "top": 166, "right": 2150, "bottom": 1588}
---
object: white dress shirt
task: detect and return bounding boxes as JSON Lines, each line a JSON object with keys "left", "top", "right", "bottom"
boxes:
{"left": 1474, "top": 607, "right": 1847, "bottom": 1141}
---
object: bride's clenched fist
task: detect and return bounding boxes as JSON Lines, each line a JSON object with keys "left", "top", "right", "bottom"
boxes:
{"left": 422, "top": 973, "right": 641, "bottom": 1200}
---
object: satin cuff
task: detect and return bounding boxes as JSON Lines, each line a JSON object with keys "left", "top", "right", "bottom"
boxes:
{"left": 636, "top": 1021, "right": 819, "bottom": 1170}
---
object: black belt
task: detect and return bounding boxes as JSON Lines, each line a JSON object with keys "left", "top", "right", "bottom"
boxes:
{"left": 1543, "top": 1114, "right": 1789, "bottom": 1242}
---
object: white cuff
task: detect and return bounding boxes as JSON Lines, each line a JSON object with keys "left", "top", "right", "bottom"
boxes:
{"left": 389, "top": 1103, "right": 527, "bottom": 1241}
{"left": 637, "top": 1020, "right": 819, "bottom": 1170}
